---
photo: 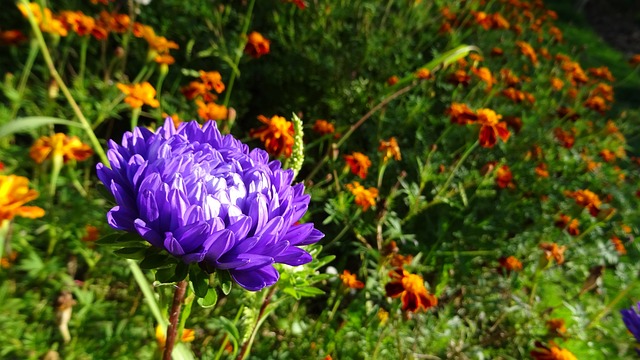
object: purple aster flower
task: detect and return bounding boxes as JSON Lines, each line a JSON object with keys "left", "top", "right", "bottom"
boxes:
{"left": 621, "top": 302, "right": 640, "bottom": 355}
{"left": 96, "top": 119, "right": 324, "bottom": 291}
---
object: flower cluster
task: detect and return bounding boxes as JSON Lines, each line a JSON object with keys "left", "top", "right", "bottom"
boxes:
{"left": 96, "top": 119, "right": 323, "bottom": 290}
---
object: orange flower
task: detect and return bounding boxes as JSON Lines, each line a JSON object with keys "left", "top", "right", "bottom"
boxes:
{"left": 387, "top": 75, "right": 399, "bottom": 86}
{"left": 502, "top": 88, "right": 534, "bottom": 104}
{"left": 588, "top": 66, "right": 615, "bottom": 82}
{"left": 583, "top": 95, "right": 609, "bottom": 114}
{"left": 498, "top": 256, "right": 523, "bottom": 273}
{"left": 516, "top": 41, "right": 538, "bottom": 65}
{"left": 344, "top": 152, "right": 372, "bottom": 179}
{"left": 599, "top": 149, "right": 616, "bottom": 163}
{"left": 199, "top": 71, "right": 226, "bottom": 94}
{"left": 472, "top": 67, "right": 495, "bottom": 90}
{"left": 496, "top": 165, "right": 513, "bottom": 188}
{"left": 142, "top": 28, "right": 179, "bottom": 55}
{"left": 546, "top": 319, "right": 567, "bottom": 336}
{"left": 629, "top": 54, "right": 640, "bottom": 66}
{"left": 312, "top": 119, "right": 335, "bottom": 135}
{"left": 18, "top": 3, "right": 68, "bottom": 37}
{"left": 472, "top": 11, "right": 493, "bottom": 30}
{"left": 181, "top": 81, "right": 216, "bottom": 102}
{"left": 490, "top": 47, "right": 504, "bottom": 56}
{"left": 530, "top": 342, "right": 576, "bottom": 360}
{"left": 592, "top": 83, "right": 614, "bottom": 102}
{"left": 499, "top": 69, "right": 520, "bottom": 87}
{"left": 250, "top": 115, "right": 294, "bottom": 158}
{"left": 154, "top": 54, "right": 175, "bottom": 65}
{"left": 415, "top": 68, "right": 431, "bottom": 80}
{"left": 447, "top": 69, "right": 471, "bottom": 86}
{"left": 0, "top": 30, "right": 27, "bottom": 46}
{"left": 564, "top": 189, "right": 601, "bottom": 217}
{"left": 345, "top": 182, "right": 378, "bottom": 211}
{"left": 30, "top": 133, "right": 93, "bottom": 164}
{"left": 550, "top": 77, "right": 564, "bottom": 91}
{"left": 116, "top": 82, "right": 160, "bottom": 108}
{"left": 82, "top": 225, "right": 100, "bottom": 242}
{"left": 244, "top": 31, "right": 270, "bottom": 58}
{"left": 611, "top": 235, "right": 626, "bottom": 255}
{"left": 156, "top": 325, "right": 195, "bottom": 350}
{"left": 340, "top": 270, "right": 364, "bottom": 289}
{"left": 0, "top": 251, "right": 18, "bottom": 269}
{"left": 196, "top": 100, "right": 228, "bottom": 121}
{"left": 385, "top": 268, "right": 437, "bottom": 313}
{"left": 539, "top": 242, "right": 566, "bottom": 265}
{"left": 476, "top": 108, "right": 510, "bottom": 148}
{"left": 549, "top": 26, "right": 563, "bottom": 42}
{"left": 378, "top": 137, "right": 401, "bottom": 162}
{"left": 535, "top": 163, "right": 549, "bottom": 178}
{"left": 554, "top": 128, "right": 575, "bottom": 149}
{"left": 0, "top": 175, "right": 45, "bottom": 222}
{"left": 447, "top": 103, "right": 477, "bottom": 125}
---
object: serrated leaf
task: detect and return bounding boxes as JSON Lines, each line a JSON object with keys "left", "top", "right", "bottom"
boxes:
{"left": 196, "top": 287, "right": 218, "bottom": 308}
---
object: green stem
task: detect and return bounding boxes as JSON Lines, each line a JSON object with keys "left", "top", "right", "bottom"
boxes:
{"left": 237, "top": 286, "right": 277, "bottom": 360}
{"left": 0, "top": 220, "right": 10, "bottom": 265}
{"left": 10, "top": 39, "right": 39, "bottom": 120}
{"left": 213, "top": 306, "right": 245, "bottom": 360}
{"left": 434, "top": 140, "right": 479, "bottom": 200}
{"left": 67, "top": 165, "right": 88, "bottom": 197}
{"left": 528, "top": 266, "right": 542, "bottom": 305}
{"left": 587, "top": 279, "right": 639, "bottom": 329}
{"left": 131, "top": 107, "right": 141, "bottom": 131}
{"left": 222, "top": 0, "right": 256, "bottom": 112}
{"left": 78, "top": 36, "right": 89, "bottom": 87}
{"left": 163, "top": 280, "right": 188, "bottom": 360}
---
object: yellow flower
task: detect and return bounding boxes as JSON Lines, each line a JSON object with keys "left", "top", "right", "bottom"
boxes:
{"left": 340, "top": 270, "right": 364, "bottom": 289}
{"left": 196, "top": 101, "right": 228, "bottom": 122}
{"left": 117, "top": 82, "right": 160, "bottom": 109}
{"left": 0, "top": 175, "right": 45, "bottom": 222}
{"left": 378, "top": 137, "right": 401, "bottom": 162}
{"left": 18, "top": 3, "right": 68, "bottom": 37}
{"left": 345, "top": 182, "right": 378, "bottom": 212}
{"left": 29, "top": 133, "right": 94, "bottom": 164}
{"left": 155, "top": 325, "right": 195, "bottom": 350}
{"left": 249, "top": 115, "right": 295, "bottom": 158}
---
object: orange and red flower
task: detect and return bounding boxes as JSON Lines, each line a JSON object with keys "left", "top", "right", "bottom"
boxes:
{"left": 250, "top": 115, "right": 294, "bottom": 158}
{"left": 530, "top": 342, "right": 576, "bottom": 360}
{"left": 196, "top": 100, "right": 228, "bottom": 122}
{"left": 539, "top": 242, "right": 566, "bottom": 266}
{"left": 340, "top": 270, "right": 365, "bottom": 289}
{"left": 378, "top": 137, "right": 401, "bottom": 162}
{"left": 0, "top": 175, "right": 45, "bottom": 222}
{"left": 477, "top": 108, "right": 510, "bottom": 148}
{"left": 30, "top": 133, "right": 93, "bottom": 164}
{"left": 498, "top": 256, "right": 523, "bottom": 273}
{"left": 385, "top": 268, "right": 437, "bottom": 313}
{"left": 345, "top": 182, "right": 378, "bottom": 212}
{"left": 611, "top": 235, "right": 626, "bottom": 255}
{"left": 344, "top": 152, "right": 372, "bottom": 179}
{"left": 116, "top": 82, "right": 160, "bottom": 109}
{"left": 245, "top": 31, "right": 270, "bottom": 58}
{"left": 312, "top": 120, "right": 335, "bottom": 135}
{"left": 564, "top": 189, "right": 601, "bottom": 217}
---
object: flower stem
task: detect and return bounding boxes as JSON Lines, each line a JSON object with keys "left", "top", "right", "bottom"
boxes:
{"left": 237, "top": 286, "right": 277, "bottom": 360}
{"left": 222, "top": 0, "right": 256, "bottom": 131}
{"left": 131, "top": 107, "right": 141, "bottom": 131}
{"left": 164, "top": 280, "right": 188, "bottom": 360}
{"left": 10, "top": 39, "right": 39, "bottom": 121}
{"left": 587, "top": 279, "right": 639, "bottom": 329}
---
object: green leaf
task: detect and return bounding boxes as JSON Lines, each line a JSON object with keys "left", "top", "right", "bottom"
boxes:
{"left": 0, "top": 117, "right": 83, "bottom": 138}
{"left": 196, "top": 287, "right": 218, "bottom": 308}
{"left": 139, "top": 251, "right": 174, "bottom": 270}
{"left": 156, "top": 264, "right": 177, "bottom": 283}
{"left": 295, "top": 286, "right": 325, "bottom": 297}
{"left": 96, "top": 232, "right": 146, "bottom": 248}
{"left": 113, "top": 247, "right": 148, "bottom": 260}
{"left": 218, "top": 270, "right": 233, "bottom": 295}
{"left": 190, "top": 268, "right": 209, "bottom": 298}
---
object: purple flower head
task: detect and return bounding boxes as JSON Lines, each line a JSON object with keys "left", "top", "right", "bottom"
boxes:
{"left": 621, "top": 302, "right": 640, "bottom": 355}
{"left": 96, "top": 119, "right": 324, "bottom": 291}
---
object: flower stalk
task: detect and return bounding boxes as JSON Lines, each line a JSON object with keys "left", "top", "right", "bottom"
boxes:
{"left": 163, "top": 280, "right": 189, "bottom": 360}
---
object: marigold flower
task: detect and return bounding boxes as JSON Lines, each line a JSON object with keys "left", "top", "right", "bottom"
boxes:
{"left": 530, "top": 342, "right": 576, "bottom": 360}
{"left": 447, "top": 69, "right": 471, "bottom": 86}
{"left": 29, "top": 133, "right": 93, "bottom": 164}
{"left": 340, "top": 270, "right": 364, "bottom": 289}
{"left": 98, "top": 11, "right": 131, "bottom": 33}
{"left": 82, "top": 225, "right": 100, "bottom": 242}
{"left": 387, "top": 75, "right": 399, "bottom": 86}
{"left": 385, "top": 268, "right": 437, "bottom": 313}
{"left": 181, "top": 81, "right": 216, "bottom": 102}
{"left": 250, "top": 115, "right": 295, "bottom": 158}
{"left": 516, "top": 41, "right": 538, "bottom": 65}
{"left": 588, "top": 66, "right": 615, "bottom": 82}
{"left": 555, "top": 214, "right": 581, "bottom": 236}
{"left": 549, "top": 26, "right": 563, "bottom": 42}
{"left": 535, "top": 163, "right": 549, "bottom": 178}
{"left": 539, "top": 242, "right": 566, "bottom": 265}
{"left": 546, "top": 318, "right": 567, "bottom": 336}
{"left": 584, "top": 95, "right": 609, "bottom": 114}
{"left": 19, "top": 3, "right": 68, "bottom": 37}
{"left": 499, "top": 69, "right": 520, "bottom": 87}
{"left": 0, "top": 175, "right": 45, "bottom": 222}
{"left": 344, "top": 152, "right": 372, "bottom": 179}
{"left": 415, "top": 68, "right": 431, "bottom": 80}
{"left": 156, "top": 325, "right": 195, "bottom": 350}
{"left": 495, "top": 165, "right": 513, "bottom": 188}
{"left": 117, "top": 82, "right": 160, "bottom": 109}
{"left": 345, "top": 182, "right": 378, "bottom": 212}
{"left": 629, "top": 54, "right": 640, "bottom": 66}
{"left": 550, "top": 77, "right": 564, "bottom": 91}
{"left": 0, "top": 30, "right": 27, "bottom": 46}
{"left": 378, "top": 137, "right": 401, "bottom": 162}
{"left": 565, "top": 189, "right": 601, "bottom": 217}
{"left": 472, "top": 67, "right": 495, "bottom": 90}
{"left": 611, "top": 235, "right": 626, "bottom": 255}
{"left": 199, "top": 71, "right": 226, "bottom": 94}
{"left": 143, "top": 29, "right": 179, "bottom": 55}
{"left": 554, "top": 128, "right": 575, "bottom": 149}
{"left": 599, "top": 149, "right": 616, "bottom": 163}
{"left": 476, "top": 108, "right": 510, "bottom": 148}
{"left": 447, "top": 103, "right": 477, "bottom": 125}
{"left": 592, "top": 83, "right": 614, "bottom": 102}
{"left": 0, "top": 251, "right": 18, "bottom": 269}
{"left": 154, "top": 54, "right": 175, "bottom": 65}
{"left": 490, "top": 47, "right": 504, "bottom": 56}
{"left": 472, "top": 11, "right": 493, "bottom": 30}
{"left": 498, "top": 256, "right": 522, "bottom": 273}
{"left": 245, "top": 31, "right": 270, "bottom": 58}
{"left": 502, "top": 87, "right": 534, "bottom": 104}
{"left": 97, "top": 119, "right": 324, "bottom": 290}
{"left": 491, "top": 13, "right": 510, "bottom": 29}
{"left": 312, "top": 119, "right": 335, "bottom": 135}
{"left": 196, "top": 100, "right": 228, "bottom": 122}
